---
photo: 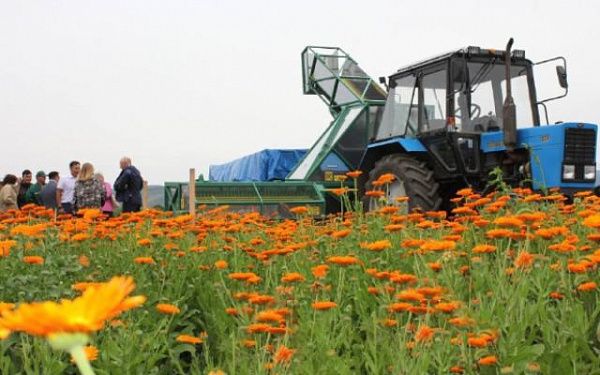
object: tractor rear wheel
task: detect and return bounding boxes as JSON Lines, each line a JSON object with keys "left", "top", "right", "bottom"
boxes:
{"left": 363, "top": 154, "right": 442, "bottom": 212}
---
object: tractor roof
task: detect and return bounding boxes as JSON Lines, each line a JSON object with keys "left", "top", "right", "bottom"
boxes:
{"left": 393, "top": 46, "right": 528, "bottom": 77}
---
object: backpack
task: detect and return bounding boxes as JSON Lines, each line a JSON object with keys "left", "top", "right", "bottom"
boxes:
{"left": 130, "top": 168, "right": 143, "bottom": 191}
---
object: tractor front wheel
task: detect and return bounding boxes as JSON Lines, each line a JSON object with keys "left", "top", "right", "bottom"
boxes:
{"left": 363, "top": 154, "right": 442, "bottom": 212}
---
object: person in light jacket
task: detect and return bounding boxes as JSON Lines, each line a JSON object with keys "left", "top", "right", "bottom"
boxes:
{"left": 0, "top": 174, "right": 18, "bottom": 211}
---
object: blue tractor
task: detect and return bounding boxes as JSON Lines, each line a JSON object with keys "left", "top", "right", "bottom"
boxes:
{"left": 288, "top": 39, "right": 597, "bottom": 211}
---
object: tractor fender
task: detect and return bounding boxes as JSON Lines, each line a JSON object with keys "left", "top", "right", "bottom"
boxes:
{"left": 357, "top": 138, "right": 427, "bottom": 192}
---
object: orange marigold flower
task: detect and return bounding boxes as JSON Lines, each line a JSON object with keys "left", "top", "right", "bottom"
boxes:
{"left": 382, "top": 318, "right": 397, "bottom": 327}
{"left": 420, "top": 240, "right": 456, "bottom": 252}
{"left": 478, "top": 355, "right": 498, "bottom": 366}
{"left": 384, "top": 224, "right": 405, "bottom": 232}
{"left": 402, "top": 238, "right": 425, "bottom": 248}
{"left": 281, "top": 272, "right": 305, "bottom": 283}
{"left": 434, "top": 301, "right": 460, "bottom": 313}
{"left": 415, "top": 325, "right": 435, "bottom": 342}
{"left": 387, "top": 302, "right": 413, "bottom": 313}
{"left": 137, "top": 238, "right": 152, "bottom": 246}
{"left": 375, "top": 173, "right": 395, "bottom": 184}
{"left": 456, "top": 188, "right": 473, "bottom": 197}
{"left": 156, "top": 303, "right": 180, "bottom": 315}
{"left": 577, "top": 281, "right": 597, "bottom": 292}
{"left": 176, "top": 334, "right": 203, "bottom": 344}
{"left": 23, "top": 256, "right": 44, "bottom": 265}
{"left": 535, "top": 226, "right": 569, "bottom": 239}
{"left": 361, "top": 239, "right": 392, "bottom": 251}
{"left": 0, "top": 240, "right": 17, "bottom": 257}
{"left": 583, "top": 214, "right": 600, "bottom": 228}
{"left": 228, "top": 272, "right": 259, "bottom": 281}
{"left": 346, "top": 170, "right": 363, "bottom": 179}
{"left": 427, "top": 262, "right": 442, "bottom": 272}
{"left": 449, "top": 365, "right": 465, "bottom": 374}
{"left": 327, "top": 256, "right": 360, "bottom": 266}
{"left": 311, "top": 264, "right": 329, "bottom": 278}
{"left": 225, "top": 307, "right": 239, "bottom": 316}
{"left": 70, "top": 233, "right": 90, "bottom": 242}
{"left": 71, "top": 345, "right": 99, "bottom": 363}
{"left": 567, "top": 263, "right": 588, "bottom": 274}
{"left": 331, "top": 229, "right": 352, "bottom": 239}
{"left": 0, "top": 276, "right": 145, "bottom": 337}
{"left": 467, "top": 337, "right": 489, "bottom": 348}
{"left": 78, "top": 255, "right": 90, "bottom": 267}
{"left": 312, "top": 301, "right": 337, "bottom": 310}
{"left": 514, "top": 251, "right": 534, "bottom": 269}
{"left": 134, "top": 257, "right": 155, "bottom": 265}
{"left": 365, "top": 190, "right": 385, "bottom": 198}
{"left": 472, "top": 244, "right": 496, "bottom": 254}
{"left": 255, "top": 309, "right": 286, "bottom": 323}
{"left": 396, "top": 289, "right": 425, "bottom": 302}
{"left": 549, "top": 291, "right": 564, "bottom": 300}
{"left": 329, "top": 187, "right": 349, "bottom": 196}
{"left": 448, "top": 316, "right": 476, "bottom": 327}
{"left": 486, "top": 229, "right": 513, "bottom": 239}
{"left": 493, "top": 216, "right": 524, "bottom": 227}
{"left": 242, "top": 339, "right": 256, "bottom": 348}
{"left": 389, "top": 273, "right": 418, "bottom": 284}
{"left": 274, "top": 345, "right": 296, "bottom": 363}
{"left": 248, "top": 294, "right": 275, "bottom": 305}
{"left": 246, "top": 323, "right": 271, "bottom": 334}
{"left": 290, "top": 206, "right": 309, "bottom": 215}
{"left": 214, "top": 260, "right": 228, "bottom": 269}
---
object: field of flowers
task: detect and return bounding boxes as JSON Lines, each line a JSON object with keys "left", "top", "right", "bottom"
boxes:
{"left": 0, "top": 178, "right": 599, "bottom": 374}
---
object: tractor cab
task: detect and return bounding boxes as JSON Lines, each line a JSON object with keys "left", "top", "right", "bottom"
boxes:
{"left": 378, "top": 46, "right": 538, "bottom": 137}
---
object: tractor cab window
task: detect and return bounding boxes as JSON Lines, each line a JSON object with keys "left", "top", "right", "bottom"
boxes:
{"left": 453, "top": 59, "right": 534, "bottom": 132}
{"left": 376, "top": 74, "right": 418, "bottom": 139}
{"left": 420, "top": 69, "right": 448, "bottom": 132}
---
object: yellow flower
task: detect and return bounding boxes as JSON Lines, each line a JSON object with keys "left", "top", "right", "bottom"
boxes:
{"left": 0, "top": 276, "right": 145, "bottom": 337}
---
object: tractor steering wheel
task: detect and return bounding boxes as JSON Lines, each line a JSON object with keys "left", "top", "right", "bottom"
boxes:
{"left": 454, "top": 104, "right": 482, "bottom": 120}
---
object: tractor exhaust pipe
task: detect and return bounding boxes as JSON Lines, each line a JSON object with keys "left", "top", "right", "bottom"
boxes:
{"left": 503, "top": 38, "right": 517, "bottom": 151}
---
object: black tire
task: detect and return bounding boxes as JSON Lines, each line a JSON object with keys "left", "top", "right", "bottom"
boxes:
{"left": 362, "top": 154, "right": 442, "bottom": 212}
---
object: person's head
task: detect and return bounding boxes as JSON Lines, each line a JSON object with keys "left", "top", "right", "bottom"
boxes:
{"left": 35, "top": 171, "right": 46, "bottom": 185}
{"left": 94, "top": 173, "right": 105, "bottom": 183}
{"left": 77, "top": 163, "right": 95, "bottom": 181}
{"left": 69, "top": 161, "right": 81, "bottom": 177}
{"left": 120, "top": 157, "right": 132, "bottom": 170}
{"left": 21, "top": 169, "right": 32, "bottom": 184}
{"left": 2, "top": 174, "right": 17, "bottom": 186}
{"left": 48, "top": 171, "right": 59, "bottom": 182}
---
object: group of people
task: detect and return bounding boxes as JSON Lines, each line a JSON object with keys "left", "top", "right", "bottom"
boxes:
{"left": 0, "top": 157, "right": 144, "bottom": 216}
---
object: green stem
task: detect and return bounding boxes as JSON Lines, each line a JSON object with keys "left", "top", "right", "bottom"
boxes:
{"left": 69, "top": 345, "right": 95, "bottom": 375}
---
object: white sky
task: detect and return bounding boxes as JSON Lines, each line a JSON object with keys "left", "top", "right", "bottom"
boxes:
{"left": 1, "top": 0, "right": 599, "bottom": 184}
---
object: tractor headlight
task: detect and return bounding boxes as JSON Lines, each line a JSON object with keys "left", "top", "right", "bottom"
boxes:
{"left": 584, "top": 165, "right": 596, "bottom": 180}
{"left": 562, "top": 164, "right": 575, "bottom": 180}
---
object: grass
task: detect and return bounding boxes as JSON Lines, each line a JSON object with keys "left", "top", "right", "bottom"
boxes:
{"left": 0, "top": 186, "right": 599, "bottom": 374}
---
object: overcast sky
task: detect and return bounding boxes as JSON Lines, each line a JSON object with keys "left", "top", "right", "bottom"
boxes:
{"left": 2, "top": 0, "right": 599, "bottom": 184}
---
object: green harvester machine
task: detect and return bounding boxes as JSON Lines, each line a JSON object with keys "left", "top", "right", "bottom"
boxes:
{"left": 165, "top": 46, "right": 386, "bottom": 217}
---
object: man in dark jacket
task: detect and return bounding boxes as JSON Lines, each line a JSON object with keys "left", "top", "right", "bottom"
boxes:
{"left": 40, "top": 171, "right": 60, "bottom": 209}
{"left": 114, "top": 157, "right": 143, "bottom": 213}
{"left": 17, "top": 170, "right": 33, "bottom": 208}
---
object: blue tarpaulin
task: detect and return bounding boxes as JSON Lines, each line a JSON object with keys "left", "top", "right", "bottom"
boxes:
{"left": 209, "top": 149, "right": 307, "bottom": 182}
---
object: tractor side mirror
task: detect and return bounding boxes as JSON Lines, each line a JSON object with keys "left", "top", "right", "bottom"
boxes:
{"left": 556, "top": 66, "right": 568, "bottom": 89}
{"left": 534, "top": 56, "right": 569, "bottom": 124}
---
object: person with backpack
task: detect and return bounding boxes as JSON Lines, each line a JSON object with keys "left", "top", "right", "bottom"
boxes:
{"left": 113, "top": 156, "right": 143, "bottom": 213}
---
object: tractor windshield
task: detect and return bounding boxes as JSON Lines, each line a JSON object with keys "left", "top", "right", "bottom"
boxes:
{"left": 454, "top": 58, "right": 534, "bottom": 132}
